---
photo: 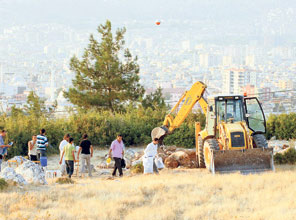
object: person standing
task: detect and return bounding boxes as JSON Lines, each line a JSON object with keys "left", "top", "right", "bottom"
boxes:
{"left": 59, "top": 134, "right": 70, "bottom": 176}
{"left": 36, "top": 128, "right": 48, "bottom": 161}
{"left": 0, "top": 130, "right": 12, "bottom": 171}
{"left": 144, "top": 138, "right": 159, "bottom": 174}
{"left": 59, "top": 137, "right": 76, "bottom": 178}
{"left": 108, "top": 134, "right": 125, "bottom": 177}
{"left": 28, "top": 135, "right": 38, "bottom": 161}
{"left": 77, "top": 134, "right": 93, "bottom": 177}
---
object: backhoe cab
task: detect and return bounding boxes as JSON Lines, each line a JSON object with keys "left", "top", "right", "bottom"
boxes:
{"left": 152, "top": 81, "right": 274, "bottom": 174}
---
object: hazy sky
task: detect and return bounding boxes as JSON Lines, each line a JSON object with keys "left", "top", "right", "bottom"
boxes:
{"left": 1, "top": 0, "right": 295, "bottom": 28}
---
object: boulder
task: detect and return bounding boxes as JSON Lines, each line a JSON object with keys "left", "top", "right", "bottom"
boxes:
{"left": 125, "top": 149, "right": 136, "bottom": 160}
{"left": 0, "top": 167, "right": 27, "bottom": 185}
{"left": 164, "top": 157, "right": 179, "bottom": 168}
{"left": 169, "top": 151, "right": 191, "bottom": 167}
{"left": 164, "top": 146, "right": 177, "bottom": 152}
{"left": 15, "top": 160, "right": 47, "bottom": 185}
{"left": 134, "top": 151, "right": 144, "bottom": 161}
{"left": 158, "top": 153, "right": 168, "bottom": 162}
{"left": 132, "top": 159, "right": 142, "bottom": 167}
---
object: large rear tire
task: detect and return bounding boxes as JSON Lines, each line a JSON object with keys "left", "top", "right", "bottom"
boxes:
{"left": 203, "top": 139, "right": 220, "bottom": 171}
{"left": 253, "top": 134, "right": 268, "bottom": 148}
{"left": 198, "top": 136, "right": 205, "bottom": 168}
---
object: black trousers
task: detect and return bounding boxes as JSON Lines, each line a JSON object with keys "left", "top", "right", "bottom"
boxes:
{"left": 112, "top": 157, "right": 123, "bottom": 176}
{"left": 65, "top": 160, "right": 74, "bottom": 178}
{"left": 29, "top": 155, "right": 38, "bottom": 162}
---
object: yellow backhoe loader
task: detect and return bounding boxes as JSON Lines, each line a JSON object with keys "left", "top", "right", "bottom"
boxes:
{"left": 152, "top": 81, "right": 274, "bottom": 174}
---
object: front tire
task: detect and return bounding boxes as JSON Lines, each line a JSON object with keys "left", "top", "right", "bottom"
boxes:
{"left": 203, "top": 139, "right": 220, "bottom": 171}
{"left": 253, "top": 134, "right": 268, "bottom": 148}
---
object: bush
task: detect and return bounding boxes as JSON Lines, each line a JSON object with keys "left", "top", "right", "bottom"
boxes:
{"left": 131, "top": 163, "right": 144, "bottom": 174}
{"left": 56, "top": 177, "right": 75, "bottom": 184}
{"left": 274, "top": 148, "right": 296, "bottom": 165}
{"left": 0, "top": 178, "right": 8, "bottom": 191}
{"left": 0, "top": 108, "right": 206, "bottom": 158}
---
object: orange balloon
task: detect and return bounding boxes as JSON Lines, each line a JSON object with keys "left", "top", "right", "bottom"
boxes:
{"left": 155, "top": 21, "right": 161, "bottom": 25}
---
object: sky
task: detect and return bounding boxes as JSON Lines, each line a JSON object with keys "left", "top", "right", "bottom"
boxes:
{"left": 1, "top": 0, "right": 295, "bottom": 29}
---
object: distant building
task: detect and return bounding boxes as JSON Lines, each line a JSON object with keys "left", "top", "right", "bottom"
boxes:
{"left": 222, "top": 68, "right": 258, "bottom": 94}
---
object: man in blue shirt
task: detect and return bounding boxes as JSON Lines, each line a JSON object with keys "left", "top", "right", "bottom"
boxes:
{"left": 0, "top": 130, "right": 12, "bottom": 171}
{"left": 37, "top": 128, "right": 48, "bottom": 161}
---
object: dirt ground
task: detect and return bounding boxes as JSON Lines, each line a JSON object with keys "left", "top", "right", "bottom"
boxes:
{"left": 1, "top": 147, "right": 296, "bottom": 220}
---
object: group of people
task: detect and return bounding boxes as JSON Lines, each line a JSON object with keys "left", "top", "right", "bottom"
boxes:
{"left": 0, "top": 127, "right": 161, "bottom": 177}
{"left": 58, "top": 133, "right": 94, "bottom": 178}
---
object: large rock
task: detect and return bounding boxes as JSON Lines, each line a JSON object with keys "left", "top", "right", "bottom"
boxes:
{"left": 0, "top": 167, "right": 27, "bottom": 185}
{"left": 15, "top": 161, "right": 47, "bottom": 185}
{"left": 164, "top": 146, "right": 177, "bottom": 152}
{"left": 169, "top": 151, "right": 191, "bottom": 167}
{"left": 125, "top": 149, "right": 136, "bottom": 160}
{"left": 134, "top": 151, "right": 144, "bottom": 161}
{"left": 164, "top": 157, "right": 179, "bottom": 168}
{"left": 158, "top": 153, "right": 169, "bottom": 162}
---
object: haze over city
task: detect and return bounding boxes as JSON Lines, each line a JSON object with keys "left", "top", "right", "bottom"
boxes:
{"left": 1, "top": 0, "right": 296, "bottom": 114}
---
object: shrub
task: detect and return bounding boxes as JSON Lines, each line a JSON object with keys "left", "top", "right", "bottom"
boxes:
{"left": 56, "top": 177, "right": 75, "bottom": 184}
{"left": 274, "top": 148, "right": 296, "bottom": 165}
{"left": 131, "top": 163, "right": 144, "bottom": 174}
{"left": 0, "top": 108, "right": 206, "bottom": 158}
{"left": 0, "top": 178, "right": 8, "bottom": 191}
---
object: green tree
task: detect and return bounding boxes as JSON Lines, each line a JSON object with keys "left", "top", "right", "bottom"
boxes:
{"left": 24, "top": 91, "right": 46, "bottom": 118}
{"left": 64, "top": 20, "right": 144, "bottom": 112}
{"left": 24, "top": 91, "right": 57, "bottom": 118}
{"left": 141, "top": 87, "right": 167, "bottom": 110}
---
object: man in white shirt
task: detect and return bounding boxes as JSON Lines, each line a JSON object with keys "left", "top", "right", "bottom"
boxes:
{"left": 144, "top": 138, "right": 159, "bottom": 174}
{"left": 59, "top": 134, "right": 70, "bottom": 176}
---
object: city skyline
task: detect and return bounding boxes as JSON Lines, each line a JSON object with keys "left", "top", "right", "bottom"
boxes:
{"left": 1, "top": 0, "right": 296, "bottom": 114}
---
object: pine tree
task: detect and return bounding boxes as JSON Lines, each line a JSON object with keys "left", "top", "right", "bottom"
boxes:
{"left": 64, "top": 20, "right": 144, "bottom": 111}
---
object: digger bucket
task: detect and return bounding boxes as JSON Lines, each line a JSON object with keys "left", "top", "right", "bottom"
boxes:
{"left": 210, "top": 148, "right": 275, "bottom": 174}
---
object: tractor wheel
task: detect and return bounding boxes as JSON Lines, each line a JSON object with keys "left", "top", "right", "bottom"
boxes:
{"left": 198, "top": 136, "right": 205, "bottom": 168}
{"left": 203, "top": 139, "right": 220, "bottom": 171}
{"left": 253, "top": 134, "right": 268, "bottom": 148}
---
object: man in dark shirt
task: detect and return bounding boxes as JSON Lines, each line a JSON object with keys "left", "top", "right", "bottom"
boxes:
{"left": 77, "top": 134, "right": 93, "bottom": 177}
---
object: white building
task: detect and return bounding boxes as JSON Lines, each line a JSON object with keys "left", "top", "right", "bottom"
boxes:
{"left": 222, "top": 69, "right": 257, "bottom": 94}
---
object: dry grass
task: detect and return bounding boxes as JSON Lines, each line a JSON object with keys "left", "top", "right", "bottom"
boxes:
{"left": 1, "top": 165, "right": 296, "bottom": 220}
{"left": 55, "top": 177, "right": 75, "bottom": 185}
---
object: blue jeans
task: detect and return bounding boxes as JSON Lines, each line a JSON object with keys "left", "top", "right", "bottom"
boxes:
{"left": 0, "top": 147, "right": 8, "bottom": 155}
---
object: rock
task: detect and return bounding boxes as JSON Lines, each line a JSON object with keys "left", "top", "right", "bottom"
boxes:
{"left": 134, "top": 151, "right": 144, "bottom": 160}
{"left": 125, "top": 149, "right": 136, "bottom": 160}
{"left": 169, "top": 151, "right": 191, "bottom": 167}
{"left": 183, "top": 149, "right": 197, "bottom": 160}
{"left": 165, "top": 151, "right": 173, "bottom": 156}
{"left": 0, "top": 167, "right": 27, "bottom": 185}
{"left": 132, "top": 159, "right": 142, "bottom": 167}
{"left": 98, "top": 170, "right": 111, "bottom": 176}
{"left": 164, "top": 146, "right": 177, "bottom": 152}
{"left": 97, "top": 162, "right": 107, "bottom": 169}
{"left": 282, "top": 144, "right": 289, "bottom": 149}
{"left": 164, "top": 157, "right": 179, "bottom": 168}
{"left": 158, "top": 153, "right": 168, "bottom": 162}
{"left": 15, "top": 161, "right": 47, "bottom": 185}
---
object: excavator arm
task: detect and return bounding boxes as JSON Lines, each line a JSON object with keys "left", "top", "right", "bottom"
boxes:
{"left": 151, "top": 81, "right": 207, "bottom": 140}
